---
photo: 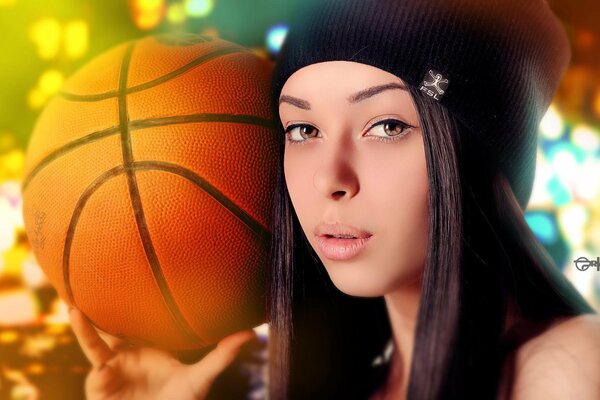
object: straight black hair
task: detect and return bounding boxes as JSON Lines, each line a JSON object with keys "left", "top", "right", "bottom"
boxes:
{"left": 267, "top": 85, "right": 595, "bottom": 400}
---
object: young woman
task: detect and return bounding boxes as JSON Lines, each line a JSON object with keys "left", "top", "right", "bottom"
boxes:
{"left": 268, "top": 0, "right": 600, "bottom": 399}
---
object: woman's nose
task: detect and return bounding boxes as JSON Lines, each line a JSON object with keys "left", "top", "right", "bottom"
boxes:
{"left": 312, "top": 148, "right": 359, "bottom": 200}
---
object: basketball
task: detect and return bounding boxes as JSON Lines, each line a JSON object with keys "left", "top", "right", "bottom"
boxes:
{"left": 21, "top": 33, "right": 278, "bottom": 351}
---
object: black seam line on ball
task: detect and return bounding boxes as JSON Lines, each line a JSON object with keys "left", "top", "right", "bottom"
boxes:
{"left": 61, "top": 159, "right": 271, "bottom": 348}
{"left": 118, "top": 42, "right": 202, "bottom": 345}
{"left": 57, "top": 46, "right": 248, "bottom": 102}
{"left": 21, "top": 113, "right": 276, "bottom": 193}
{"left": 131, "top": 160, "right": 271, "bottom": 245}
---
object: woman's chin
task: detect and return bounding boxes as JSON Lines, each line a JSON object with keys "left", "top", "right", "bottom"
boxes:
{"left": 324, "top": 264, "right": 422, "bottom": 298}
{"left": 326, "top": 271, "right": 394, "bottom": 298}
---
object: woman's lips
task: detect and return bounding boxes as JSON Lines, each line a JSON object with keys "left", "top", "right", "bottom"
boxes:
{"left": 315, "top": 235, "right": 373, "bottom": 261}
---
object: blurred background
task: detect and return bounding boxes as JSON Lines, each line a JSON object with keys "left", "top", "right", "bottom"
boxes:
{"left": 0, "top": 0, "right": 599, "bottom": 399}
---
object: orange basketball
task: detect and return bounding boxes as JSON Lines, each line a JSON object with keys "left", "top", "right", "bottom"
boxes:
{"left": 21, "top": 33, "right": 278, "bottom": 351}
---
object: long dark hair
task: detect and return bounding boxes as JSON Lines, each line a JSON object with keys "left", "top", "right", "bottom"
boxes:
{"left": 267, "top": 84, "right": 595, "bottom": 400}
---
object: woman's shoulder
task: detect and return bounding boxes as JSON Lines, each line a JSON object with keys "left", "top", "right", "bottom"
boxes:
{"left": 507, "top": 314, "right": 600, "bottom": 399}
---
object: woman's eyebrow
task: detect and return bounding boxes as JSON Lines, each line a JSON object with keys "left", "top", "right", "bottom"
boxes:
{"left": 278, "top": 82, "right": 408, "bottom": 110}
{"left": 279, "top": 95, "right": 311, "bottom": 110}
{"left": 348, "top": 82, "right": 408, "bottom": 103}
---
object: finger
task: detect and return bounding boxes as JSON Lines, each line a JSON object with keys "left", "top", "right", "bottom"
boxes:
{"left": 69, "top": 307, "right": 115, "bottom": 368}
{"left": 96, "top": 328, "right": 132, "bottom": 352}
{"left": 186, "top": 330, "right": 256, "bottom": 383}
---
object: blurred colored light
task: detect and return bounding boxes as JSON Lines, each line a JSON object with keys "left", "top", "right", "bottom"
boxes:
{"left": 25, "top": 363, "right": 45, "bottom": 375}
{"left": 29, "top": 18, "right": 61, "bottom": 60}
{"left": 185, "top": 0, "right": 214, "bottom": 17}
{"left": 2, "top": 246, "right": 28, "bottom": 277}
{"left": 0, "top": 180, "right": 23, "bottom": 210}
{"left": 0, "top": 198, "right": 16, "bottom": 251}
{"left": 138, "top": 0, "right": 163, "bottom": 12}
{"left": 0, "top": 289, "right": 38, "bottom": 326}
{"left": 594, "top": 88, "right": 600, "bottom": 119}
{"left": 558, "top": 204, "right": 588, "bottom": 248}
{"left": 27, "top": 88, "right": 45, "bottom": 109}
{"left": 22, "top": 254, "right": 48, "bottom": 289}
{"left": 525, "top": 211, "right": 558, "bottom": 245}
{"left": 547, "top": 141, "right": 586, "bottom": 193}
{"left": 529, "top": 150, "right": 554, "bottom": 207}
{"left": 573, "top": 158, "right": 600, "bottom": 202}
{"left": 590, "top": 219, "right": 600, "bottom": 250}
{"left": 0, "top": 131, "right": 17, "bottom": 152}
{"left": 137, "top": 12, "right": 163, "bottom": 30}
{"left": 39, "top": 70, "right": 64, "bottom": 95}
{"left": 547, "top": 176, "right": 571, "bottom": 207}
{"left": 44, "top": 298, "right": 70, "bottom": 326}
{"left": 11, "top": 382, "right": 39, "bottom": 400}
{"left": 571, "top": 124, "right": 600, "bottom": 153}
{"left": 575, "top": 30, "right": 597, "bottom": 49}
{"left": 0, "top": 150, "right": 24, "bottom": 180}
{"left": 132, "top": 0, "right": 165, "bottom": 30}
{"left": 540, "top": 105, "right": 564, "bottom": 140}
{"left": 64, "top": 20, "right": 88, "bottom": 59}
{"left": 200, "top": 27, "right": 219, "bottom": 38}
{"left": 167, "top": 3, "right": 186, "bottom": 23}
{"left": 0, "top": 330, "right": 19, "bottom": 344}
{"left": 266, "top": 24, "right": 288, "bottom": 54}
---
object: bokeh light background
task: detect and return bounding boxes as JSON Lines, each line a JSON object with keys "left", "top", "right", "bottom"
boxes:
{"left": 0, "top": 0, "right": 599, "bottom": 399}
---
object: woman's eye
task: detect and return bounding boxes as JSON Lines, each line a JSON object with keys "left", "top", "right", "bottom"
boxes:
{"left": 368, "top": 119, "right": 411, "bottom": 138}
{"left": 285, "top": 124, "right": 320, "bottom": 142}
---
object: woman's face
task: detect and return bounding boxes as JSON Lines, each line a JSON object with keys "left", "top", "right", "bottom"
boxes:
{"left": 279, "top": 61, "right": 429, "bottom": 297}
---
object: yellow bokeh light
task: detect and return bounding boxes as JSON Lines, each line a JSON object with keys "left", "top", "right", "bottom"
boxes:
{"left": 138, "top": 0, "right": 163, "bottom": 12}
{"left": 25, "top": 363, "right": 45, "bottom": 375}
{"left": 1, "top": 149, "right": 25, "bottom": 178}
{"left": 27, "top": 88, "right": 46, "bottom": 109}
{"left": 136, "top": 12, "right": 163, "bottom": 30}
{"left": 39, "top": 69, "right": 64, "bottom": 95}
{"left": 132, "top": 0, "right": 165, "bottom": 29}
{"left": 0, "top": 329, "right": 19, "bottom": 344}
{"left": 29, "top": 18, "right": 62, "bottom": 60}
{"left": 2, "top": 245, "right": 29, "bottom": 277}
{"left": 64, "top": 20, "right": 89, "bottom": 59}
{"left": 0, "top": 0, "right": 16, "bottom": 7}
{"left": 167, "top": 3, "right": 186, "bottom": 24}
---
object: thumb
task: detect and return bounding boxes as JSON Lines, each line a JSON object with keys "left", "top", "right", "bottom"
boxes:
{"left": 186, "top": 330, "right": 256, "bottom": 384}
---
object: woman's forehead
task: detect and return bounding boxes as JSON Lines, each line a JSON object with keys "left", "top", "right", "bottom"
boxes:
{"left": 280, "top": 61, "right": 405, "bottom": 97}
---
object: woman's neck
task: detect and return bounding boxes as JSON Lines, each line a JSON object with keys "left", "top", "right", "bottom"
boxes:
{"left": 379, "top": 275, "right": 423, "bottom": 399}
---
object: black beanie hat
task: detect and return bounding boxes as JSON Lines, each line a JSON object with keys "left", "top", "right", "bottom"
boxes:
{"left": 272, "top": 0, "right": 571, "bottom": 210}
